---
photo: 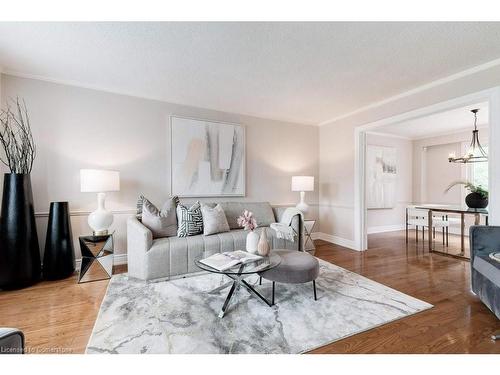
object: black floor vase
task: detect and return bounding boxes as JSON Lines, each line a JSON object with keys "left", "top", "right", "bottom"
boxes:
{"left": 0, "top": 173, "right": 41, "bottom": 289}
{"left": 43, "top": 202, "right": 75, "bottom": 280}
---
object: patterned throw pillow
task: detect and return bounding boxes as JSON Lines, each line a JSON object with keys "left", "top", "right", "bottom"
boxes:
{"left": 136, "top": 195, "right": 146, "bottom": 220}
{"left": 176, "top": 201, "right": 204, "bottom": 237}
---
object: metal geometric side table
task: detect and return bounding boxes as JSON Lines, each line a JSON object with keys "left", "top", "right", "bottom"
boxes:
{"left": 78, "top": 233, "right": 114, "bottom": 283}
{"left": 304, "top": 220, "right": 316, "bottom": 255}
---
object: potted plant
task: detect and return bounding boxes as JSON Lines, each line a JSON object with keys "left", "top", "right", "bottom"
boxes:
{"left": 0, "top": 97, "right": 40, "bottom": 289}
{"left": 444, "top": 181, "right": 488, "bottom": 209}
{"left": 237, "top": 210, "right": 259, "bottom": 254}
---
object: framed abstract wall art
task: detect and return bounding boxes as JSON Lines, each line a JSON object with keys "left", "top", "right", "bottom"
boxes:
{"left": 170, "top": 116, "right": 245, "bottom": 197}
{"left": 366, "top": 145, "right": 397, "bottom": 209}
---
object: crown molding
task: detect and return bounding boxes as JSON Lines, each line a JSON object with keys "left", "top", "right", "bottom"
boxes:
{"left": 318, "top": 57, "right": 500, "bottom": 127}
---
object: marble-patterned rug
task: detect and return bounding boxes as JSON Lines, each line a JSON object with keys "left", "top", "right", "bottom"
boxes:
{"left": 86, "top": 259, "right": 432, "bottom": 354}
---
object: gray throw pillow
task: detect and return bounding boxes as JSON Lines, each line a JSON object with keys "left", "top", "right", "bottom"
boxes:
{"left": 201, "top": 203, "right": 230, "bottom": 236}
{"left": 177, "top": 201, "right": 203, "bottom": 237}
{"left": 141, "top": 196, "right": 179, "bottom": 238}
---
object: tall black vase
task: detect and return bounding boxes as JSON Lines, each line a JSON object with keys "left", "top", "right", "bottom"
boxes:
{"left": 43, "top": 202, "right": 75, "bottom": 280}
{"left": 0, "top": 173, "right": 41, "bottom": 289}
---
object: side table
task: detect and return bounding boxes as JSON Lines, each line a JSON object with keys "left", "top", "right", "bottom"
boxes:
{"left": 304, "top": 220, "right": 316, "bottom": 255}
{"left": 78, "top": 233, "right": 114, "bottom": 283}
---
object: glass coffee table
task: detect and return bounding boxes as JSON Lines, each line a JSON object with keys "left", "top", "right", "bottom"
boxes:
{"left": 195, "top": 253, "right": 281, "bottom": 318}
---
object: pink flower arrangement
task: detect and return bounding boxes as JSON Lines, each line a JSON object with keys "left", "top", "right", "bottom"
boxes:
{"left": 237, "top": 210, "right": 257, "bottom": 231}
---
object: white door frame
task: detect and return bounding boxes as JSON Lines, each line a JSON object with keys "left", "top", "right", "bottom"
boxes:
{"left": 354, "top": 87, "right": 500, "bottom": 251}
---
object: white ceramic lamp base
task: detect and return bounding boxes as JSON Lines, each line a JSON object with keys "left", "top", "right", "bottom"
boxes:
{"left": 296, "top": 191, "right": 309, "bottom": 214}
{"left": 88, "top": 192, "right": 113, "bottom": 235}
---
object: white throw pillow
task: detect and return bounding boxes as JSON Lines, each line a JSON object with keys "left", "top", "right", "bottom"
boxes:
{"left": 201, "top": 203, "right": 230, "bottom": 236}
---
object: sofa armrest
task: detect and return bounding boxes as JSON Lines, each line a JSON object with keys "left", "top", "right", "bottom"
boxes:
{"left": 272, "top": 207, "right": 304, "bottom": 251}
{"left": 469, "top": 225, "right": 500, "bottom": 262}
{"left": 127, "top": 217, "right": 153, "bottom": 280}
{"left": 0, "top": 328, "right": 24, "bottom": 354}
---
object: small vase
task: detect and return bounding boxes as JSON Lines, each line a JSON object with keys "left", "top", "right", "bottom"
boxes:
{"left": 246, "top": 230, "right": 259, "bottom": 254}
{"left": 257, "top": 228, "right": 270, "bottom": 256}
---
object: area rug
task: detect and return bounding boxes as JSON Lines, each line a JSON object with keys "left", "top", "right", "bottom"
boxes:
{"left": 86, "top": 259, "right": 432, "bottom": 353}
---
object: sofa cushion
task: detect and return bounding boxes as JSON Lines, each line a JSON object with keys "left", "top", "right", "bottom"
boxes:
{"left": 177, "top": 201, "right": 203, "bottom": 237}
{"left": 215, "top": 202, "right": 276, "bottom": 229}
{"left": 201, "top": 203, "right": 230, "bottom": 236}
{"left": 473, "top": 255, "right": 500, "bottom": 287}
{"left": 141, "top": 196, "right": 178, "bottom": 238}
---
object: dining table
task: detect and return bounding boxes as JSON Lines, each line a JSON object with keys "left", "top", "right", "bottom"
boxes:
{"left": 413, "top": 204, "right": 488, "bottom": 258}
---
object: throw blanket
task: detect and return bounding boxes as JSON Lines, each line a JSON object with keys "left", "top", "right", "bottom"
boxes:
{"left": 270, "top": 207, "right": 303, "bottom": 242}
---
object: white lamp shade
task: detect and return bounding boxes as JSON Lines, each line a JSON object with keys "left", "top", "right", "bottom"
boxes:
{"left": 80, "top": 169, "right": 120, "bottom": 193}
{"left": 291, "top": 176, "right": 314, "bottom": 192}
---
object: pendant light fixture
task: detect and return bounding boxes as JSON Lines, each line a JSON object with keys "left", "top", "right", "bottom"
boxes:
{"left": 448, "top": 109, "right": 488, "bottom": 163}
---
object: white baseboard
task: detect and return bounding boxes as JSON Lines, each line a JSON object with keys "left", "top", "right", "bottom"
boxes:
{"left": 367, "top": 224, "right": 405, "bottom": 234}
{"left": 75, "top": 253, "right": 128, "bottom": 269}
{"left": 311, "top": 232, "right": 356, "bottom": 250}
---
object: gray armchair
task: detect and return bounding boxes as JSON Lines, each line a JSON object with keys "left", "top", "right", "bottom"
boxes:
{"left": 469, "top": 226, "right": 500, "bottom": 339}
{"left": 0, "top": 328, "right": 24, "bottom": 354}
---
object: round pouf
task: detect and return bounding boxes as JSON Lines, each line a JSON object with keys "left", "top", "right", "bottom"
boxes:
{"left": 259, "top": 250, "right": 319, "bottom": 284}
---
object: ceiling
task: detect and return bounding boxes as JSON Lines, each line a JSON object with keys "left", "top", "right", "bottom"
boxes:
{"left": 374, "top": 102, "right": 489, "bottom": 139}
{"left": 1, "top": 22, "right": 500, "bottom": 125}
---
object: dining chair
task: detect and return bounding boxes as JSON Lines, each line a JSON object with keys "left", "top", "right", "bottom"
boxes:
{"left": 406, "top": 207, "right": 449, "bottom": 245}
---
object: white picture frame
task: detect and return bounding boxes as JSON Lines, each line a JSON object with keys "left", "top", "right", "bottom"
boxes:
{"left": 366, "top": 145, "right": 397, "bottom": 209}
{"left": 170, "top": 116, "right": 246, "bottom": 197}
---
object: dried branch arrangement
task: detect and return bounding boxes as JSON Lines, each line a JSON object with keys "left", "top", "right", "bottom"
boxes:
{"left": 0, "top": 97, "right": 36, "bottom": 174}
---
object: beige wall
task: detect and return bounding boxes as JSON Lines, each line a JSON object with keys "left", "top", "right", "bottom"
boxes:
{"left": 319, "top": 63, "right": 500, "bottom": 246}
{"left": 0, "top": 74, "right": 319, "bottom": 259}
{"left": 366, "top": 133, "right": 413, "bottom": 232}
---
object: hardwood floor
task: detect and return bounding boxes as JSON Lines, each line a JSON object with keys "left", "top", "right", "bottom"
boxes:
{"left": 0, "top": 230, "right": 498, "bottom": 354}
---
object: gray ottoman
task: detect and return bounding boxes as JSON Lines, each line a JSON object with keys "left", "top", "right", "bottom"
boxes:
{"left": 259, "top": 249, "right": 319, "bottom": 305}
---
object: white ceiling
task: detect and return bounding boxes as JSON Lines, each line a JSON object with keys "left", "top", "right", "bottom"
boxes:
{"left": 373, "top": 102, "right": 489, "bottom": 139}
{"left": 1, "top": 22, "right": 500, "bottom": 125}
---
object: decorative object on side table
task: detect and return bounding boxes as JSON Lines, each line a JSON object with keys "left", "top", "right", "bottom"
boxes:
{"left": 43, "top": 202, "right": 75, "bottom": 280}
{"left": 291, "top": 176, "right": 314, "bottom": 213}
{"left": 80, "top": 169, "right": 120, "bottom": 235}
{"left": 78, "top": 233, "right": 114, "bottom": 283}
{"left": 257, "top": 228, "right": 270, "bottom": 256}
{"left": 0, "top": 97, "right": 40, "bottom": 289}
{"left": 444, "top": 180, "right": 488, "bottom": 209}
{"left": 237, "top": 210, "right": 258, "bottom": 253}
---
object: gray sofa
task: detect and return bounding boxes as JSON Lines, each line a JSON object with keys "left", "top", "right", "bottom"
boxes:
{"left": 469, "top": 225, "right": 500, "bottom": 321}
{"left": 127, "top": 202, "right": 305, "bottom": 281}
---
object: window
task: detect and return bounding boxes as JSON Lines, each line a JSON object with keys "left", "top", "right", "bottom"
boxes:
{"left": 469, "top": 145, "right": 488, "bottom": 189}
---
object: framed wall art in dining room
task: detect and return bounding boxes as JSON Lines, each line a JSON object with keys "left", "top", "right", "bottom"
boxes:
{"left": 170, "top": 116, "right": 246, "bottom": 197}
{"left": 366, "top": 145, "right": 397, "bottom": 209}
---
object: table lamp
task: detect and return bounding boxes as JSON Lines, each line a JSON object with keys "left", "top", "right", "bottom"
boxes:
{"left": 291, "top": 176, "right": 314, "bottom": 213}
{"left": 80, "top": 169, "right": 120, "bottom": 235}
